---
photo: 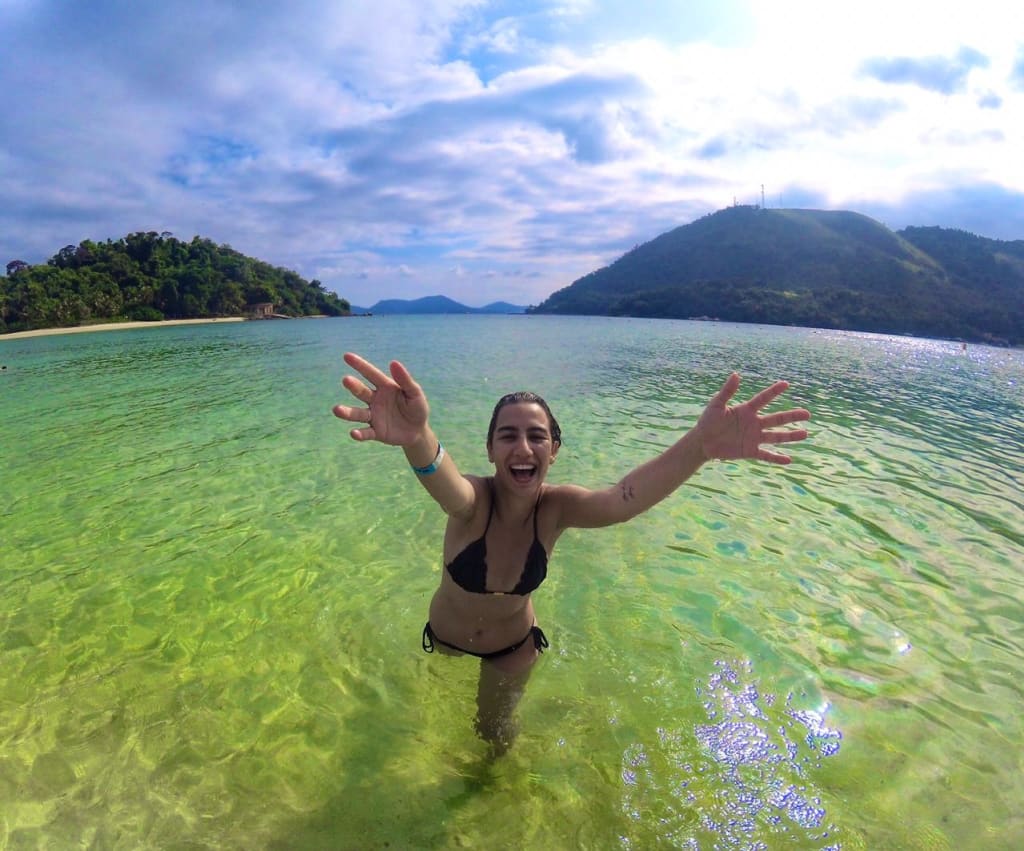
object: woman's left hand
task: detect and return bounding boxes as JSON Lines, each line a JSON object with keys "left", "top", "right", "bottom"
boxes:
{"left": 696, "top": 373, "right": 810, "bottom": 464}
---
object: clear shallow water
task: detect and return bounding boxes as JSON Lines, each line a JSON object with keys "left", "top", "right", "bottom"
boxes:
{"left": 1, "top": 316, "right": 1022, "bottom": 849}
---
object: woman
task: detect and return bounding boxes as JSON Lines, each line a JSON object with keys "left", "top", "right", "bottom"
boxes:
{"left": 333, "top": 352, "right": 810, "bottom": 751}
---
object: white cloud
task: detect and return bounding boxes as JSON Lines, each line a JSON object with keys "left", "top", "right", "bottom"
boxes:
{"left": 1, "top": 0, "right": 1023, "bottom": 309}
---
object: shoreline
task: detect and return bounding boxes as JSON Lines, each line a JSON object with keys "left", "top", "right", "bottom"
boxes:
{"left": 0, "top": 317, "right": 246, "bottom": 341}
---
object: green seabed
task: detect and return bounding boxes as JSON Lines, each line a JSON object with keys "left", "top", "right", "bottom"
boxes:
{"left": 1, "top": 316, "right": 1022, "bottom": 848}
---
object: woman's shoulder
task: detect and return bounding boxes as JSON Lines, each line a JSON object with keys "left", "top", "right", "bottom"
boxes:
{"left": 540, "top": 481, "right": 622, "bottom": 531}
{"left": 445, "top": 474, "right": 492, "bottom": 527}
{"left": 541, "top": 482, "right": 591, "bottom": 502}
{"left": 539, "top": 482, "right": 592, "bottom": 522}
{"left": 465, "top": 473, "right": 492, "bottom": 493}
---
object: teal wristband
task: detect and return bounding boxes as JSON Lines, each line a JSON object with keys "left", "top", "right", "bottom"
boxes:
{"left": 412, "top": 442, "right": 445, "bottom": 475}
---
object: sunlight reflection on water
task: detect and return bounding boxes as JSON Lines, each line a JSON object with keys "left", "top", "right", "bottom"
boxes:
{"left": 619, "top": 660, "right": 842, "bottom": 849}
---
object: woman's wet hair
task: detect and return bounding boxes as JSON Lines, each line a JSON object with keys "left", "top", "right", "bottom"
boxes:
{"left": 486, "top": 392, "right": 562, "bottom": 447}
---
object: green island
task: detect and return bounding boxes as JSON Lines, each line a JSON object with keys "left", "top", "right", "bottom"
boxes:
{"left": 531, "top": 206, "right": 1024, "bottom": 347}
{"left": 1, "top": 231, "right": 350, "bottom": 334}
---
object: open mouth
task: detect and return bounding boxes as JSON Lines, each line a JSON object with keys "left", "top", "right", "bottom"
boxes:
{"left": 510, "top": 464, "right": 537, "bottom": 483}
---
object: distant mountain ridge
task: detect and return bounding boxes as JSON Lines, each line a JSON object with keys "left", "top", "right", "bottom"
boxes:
{"left": 349, "top": 295, "right": 526, "bottom": 315}
{"left": 530, "top": 206, "right": 1024, "bottom": 346}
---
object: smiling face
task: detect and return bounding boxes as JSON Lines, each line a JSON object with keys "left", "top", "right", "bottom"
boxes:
{"left": 486, "top": 401, "right": 560, "bottom": 490}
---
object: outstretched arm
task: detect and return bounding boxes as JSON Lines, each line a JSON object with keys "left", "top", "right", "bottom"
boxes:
{"left": 332, "top": 352, "right": 477, "bottom": 519}
{"left": 553, "top": 372, "right": 810, "bottom": 529}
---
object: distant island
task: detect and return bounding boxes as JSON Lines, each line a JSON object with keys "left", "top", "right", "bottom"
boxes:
{"left": 1, "top": 232, "right": 349, "bottom": 335}
{"left": 349, "top": 295, "right": 526, "bottom": 315}
{"left": 531, "top": 206, "right": 1024, "bottom": 346}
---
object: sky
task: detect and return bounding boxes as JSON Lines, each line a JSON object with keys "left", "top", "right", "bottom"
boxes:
{"left": 2, "top": 0, "right": 1023, "bottom": 308}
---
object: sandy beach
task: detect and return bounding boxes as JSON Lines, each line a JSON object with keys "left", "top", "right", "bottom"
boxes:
{"left": 0, "top": 317, "right": 246, "bottom": 341}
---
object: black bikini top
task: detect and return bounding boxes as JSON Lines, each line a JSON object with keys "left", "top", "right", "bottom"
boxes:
{"left": 445, "top": 481, "right": 548, "bottom": 596}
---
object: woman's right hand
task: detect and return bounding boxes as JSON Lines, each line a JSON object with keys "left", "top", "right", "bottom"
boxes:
{"left": 332, "top": 352, "right": 430, "bottom": 446}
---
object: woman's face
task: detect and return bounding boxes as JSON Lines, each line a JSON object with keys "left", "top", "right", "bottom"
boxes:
{"left": 487, "top": 402, "right": 559, "bottom": 490}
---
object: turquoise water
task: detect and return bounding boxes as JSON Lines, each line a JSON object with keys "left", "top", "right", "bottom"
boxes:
{"left": 1, "top": 316, "right": 1022, "bottom": 849}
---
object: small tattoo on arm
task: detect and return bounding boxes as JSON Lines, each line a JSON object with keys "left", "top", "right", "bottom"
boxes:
{"left": 621, "top": 483, "right": 636, "bottom": 502}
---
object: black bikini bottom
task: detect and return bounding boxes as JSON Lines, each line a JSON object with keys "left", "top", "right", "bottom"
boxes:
{"left": 422, "top": 622, "right": 549, "bottom": 660}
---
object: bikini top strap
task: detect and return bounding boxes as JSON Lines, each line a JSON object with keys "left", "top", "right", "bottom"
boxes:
{"left": 532, "top": 490, "right": 543, "bottom": 538}
{"left": 482, "top": 478, "right": 496, "bottom": 534}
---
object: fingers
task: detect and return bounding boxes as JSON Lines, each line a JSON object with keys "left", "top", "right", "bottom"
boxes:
{"left": 745, "top": 380, "right": 790, "bottom": 411}
{"left": 757, "top": 448, "right": 793, "bottom": 464}
{"left": 760, "top": 428, "right": 808, "bottom": 444}
{"left": 343, "top": 352, "right": 392, "bottom": 389}
{"left": 333, "top": 405, "right": 375, "bottom": 441}
{"left": 332, "top": 403, "right": 372, "bottom": 425}
{"left": 754, "top": 424, "right": 808, "bottom": 464}
{"left": 710, "top": 372, "right": 741, "bottom": 407}
{"left": 759, "top": 408, "right": 810, "bottom": 428}
{"left": 342, "top": 374, "right": 373, "bottom": 403}
{"left": 389, "top": 359, "right": 423, "bottom": 398}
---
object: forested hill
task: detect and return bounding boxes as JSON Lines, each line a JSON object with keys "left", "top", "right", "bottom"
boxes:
{"left": 1, "top": 232, "right": 350, "bottom": 333}
{"left": 530, "top": 206, "right": 1024, "bottom": 346}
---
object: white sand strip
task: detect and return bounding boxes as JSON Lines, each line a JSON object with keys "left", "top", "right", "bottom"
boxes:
{"left": 1, "top": 317, "right": 246, "bottom": 341}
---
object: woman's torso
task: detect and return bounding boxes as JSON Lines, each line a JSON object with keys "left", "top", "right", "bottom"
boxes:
{"left": 428, "top": 477, "right": 564, "bottom": 653}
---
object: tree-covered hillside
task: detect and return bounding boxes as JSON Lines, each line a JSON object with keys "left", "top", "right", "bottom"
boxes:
{"left": 2, "top": 231, "right": 350, "bottom": 333}
{"left": 531, "top": 206, "right": 1024, "bottom": 346}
